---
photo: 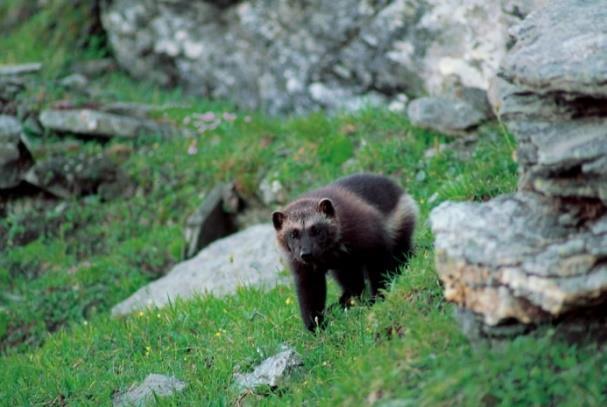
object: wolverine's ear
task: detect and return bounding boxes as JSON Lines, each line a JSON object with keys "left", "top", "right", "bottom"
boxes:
{"left": 272, "top": 211, "right": 285, "bottom": 231}
{"left": 318, "top": 198, "right": 335, "bottom": 218}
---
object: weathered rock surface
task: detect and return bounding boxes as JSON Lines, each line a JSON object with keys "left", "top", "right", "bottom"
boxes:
{"left": 112, "top": 224, "right": 286, "bottom": 316}
{"left": 183, "top": 183, "right": 239, "bottom": 259}
{"left": 39, "top": 109, "right": 174, "bottom": 139}
{"left": 0, "top": 63, "right": 42, "bottom": 77}
{"left": 0, "top": 115, "right": 34, "bottom": 189}
{"left": 494, "top": 0, "right": 607, "bottom": 204}
{"left": 113, "top": 374, "right": 186, "bottom": 407}
{"left": 431, "top": 193, "right": 607, "bottom": 326}
{"left": 101, "top": 0, "right": 543, "bottom": 114}
{"left": 23, "top": 152, "right": 130, "bottom": 199}
{"left": 431, "top": 0, "right": 607, "bottom": 338}
{"left": 407, "top": 96, "right": 489, "bottom": 136}
{"left": 234, "top": 345, "right": 303, "bottom": 390}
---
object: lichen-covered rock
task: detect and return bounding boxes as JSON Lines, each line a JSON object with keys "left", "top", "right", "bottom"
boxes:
{"left": 0, "top": 63, "right": 41, "bottom": 77}
{"left": 101, "top": 0, "right": 542, "bottom": 114}
{"left": 183, "top": 183, "right": 240, "bottom": 259}
{"left": 494, "top": 0, "right": 607, "bottom": 204}
{"left": 113, "top": 374, "right": 186, "bottom": 407}
{"left": 112, "top": 224, "right": 286, "bottom": 316}
{"left": 0, "top": 115, "right": 34, "bottom": 189}
{"left": 407, "top": 96, "right": 489, "bottom": 136}
{"left": 234, "top": 345, "right": 303, "bottom": 390}
{"left": 431, "top": 193, "right": 607, "bottom": 326}
{"left": 39, "top": 109, "right": 174, "bottom": 139}
{"left": 431, "top": 0, "right": 607, "bottom": 338}
{"left": 23, "top": 152, "right": 131, "bottom": 199}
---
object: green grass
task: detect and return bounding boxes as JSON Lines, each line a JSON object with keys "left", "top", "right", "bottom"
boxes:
{"left": 2, "top": 3, "right": 606, "bottom": 405}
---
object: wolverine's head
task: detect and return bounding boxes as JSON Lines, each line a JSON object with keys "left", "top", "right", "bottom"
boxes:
{"left": 272, "top": 198, "right": 340, "bottom": 265}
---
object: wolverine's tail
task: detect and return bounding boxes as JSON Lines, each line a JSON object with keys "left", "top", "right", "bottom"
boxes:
{"left": 385, "top": 193, "right": 419, "bottom": 258}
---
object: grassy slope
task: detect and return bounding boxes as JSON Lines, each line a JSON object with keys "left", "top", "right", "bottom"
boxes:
{"left": 2, "top": 4, "right": 607, "bottom": 406}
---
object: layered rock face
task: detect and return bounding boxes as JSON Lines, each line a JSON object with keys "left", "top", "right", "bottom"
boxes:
{"left": 101, "top": 0, "right": 542, "bottom": 114}
{"left": 431, "top": 0, "right": 607, "bottom": 338}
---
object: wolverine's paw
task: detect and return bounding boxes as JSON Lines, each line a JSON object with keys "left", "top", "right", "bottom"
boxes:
{"left": 337, "top": 294, "right": 360, "bottom": 309}
{"left": 305, "top": 314, "right": 326, "bottom": 333}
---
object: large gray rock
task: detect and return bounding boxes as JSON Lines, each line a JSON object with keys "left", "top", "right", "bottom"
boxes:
{"left": 0, "top": 115, "right": 34, "bottom": 189}
{"left": 0, "top": 63, "right": 41, "bottom": 77}
{"left": 112, "top": 224, "right": 287, "bottom": 316}
{"left": 493, "top": 0, "right": 607, "bottom": 204}
{"left": 431, "top": 193, "right": 607, "bottom": 326}
{"left": 234, "top": 345, "right": 303, "bottom": 390}
{"left": 407, "top": 96, "right": 489, "bottom": 136}
{"left": 23, "top": 152, "right": 131, "bottom": 199}
{"left": 113, "top": 374, "right": 186, "bottom": 407}
{"left": 183, "top": 183, "right": 239, "bottom": 259}
{"left": 39, "top": 109, "right": 174, "bottom": 139}
{"left": 101, "top": 0, "right": 543, "bottom": 114}
{"left": 431, "top": 0, "right": 607, "bottom": 338}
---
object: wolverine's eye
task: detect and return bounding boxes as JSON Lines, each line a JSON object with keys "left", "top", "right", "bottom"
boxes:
{"left": 309, "top": 225, "right": 318, "bottom": 236}
{"left": 290, "top": 230, "right": 300, "bottom": 239}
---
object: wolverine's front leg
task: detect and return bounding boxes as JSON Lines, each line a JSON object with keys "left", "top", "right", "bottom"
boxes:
{"left": 331, "top": 267, "right": 365, "bottom": 308}
{"left": 292, "top": 262, "right": 327, "bottom": 332}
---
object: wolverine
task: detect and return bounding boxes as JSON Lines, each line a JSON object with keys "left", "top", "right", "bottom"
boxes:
{"left": 272, "top": 173, "right": 418, "bottom": 331}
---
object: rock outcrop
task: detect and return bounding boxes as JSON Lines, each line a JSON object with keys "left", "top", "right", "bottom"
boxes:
{"left": 407, "top": 96, "right": 490, "bottom": 136}
{"left": 430, "top": 0, "right": 607, "bottom": 338}
{"left": 39, "top": 109, "right": 174, "bottom": 139}
{"left": 101, "top": 0, "right": 543, "bottom": 114}
{"left": 183, "top": 183, "right": 240, "bottom": 259}
{"left": 0, "top": 115, "right": 34, "bottom": 189}
{"left": 113, "top": 374, "right": 186, "bottom": 407}
{"left": 112, "top": 224, "right": 286, "bottom": 316}
{"left": 234, "top": 345, "right": 303, "bottom": 391}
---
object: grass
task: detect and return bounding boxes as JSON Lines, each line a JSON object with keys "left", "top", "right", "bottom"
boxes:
{"left": 2, "top": 3, "right": 606, "bottom": 406}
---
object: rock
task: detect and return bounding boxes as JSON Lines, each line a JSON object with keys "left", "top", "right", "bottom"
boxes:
{"left": 23, "top": 152, "right": 130, "bottom": 199}
{"left": 59, "top": 73, "right": 89, "bottom": 90}
{"left": 101, "top": 0, "right": 543, "bottom": 114}
{"left": 0, "top": 63, "right": 42, "bottom": 77}
{"left": 431, "top": 193, "right": 607, "bottom": 327}
{"left": 72, "top": 58, "right": 117, "bottom": 77}
{"left": 113, "top": 374, "right": 186, "bottom": 407}
{"left": 39, "top": 109, "right": 174, "bottom": 139}
{"left": 0, "top": 77, "right": 28, "bottom": 114}
{"left": 259, "top": 177, "right": 287, "bottom": 205}
{"left": 424, "top": 134, "right": 479, "bottom": 160}
{"left": 183, "top": 183, "right": 240, "bottom": 259}
{"left": 407, "top": 96, "right": 488, "bottom": 136}
{"left": 494, "top": 0, "right": 607, "bottom": 204}
{"left": 101, "top": 102, "right": 156, "bottom": 119}
{"left": 234, "top": 345, "right": 303, "bottom": 390}
{"left": 0, "top": 115, "right": 34, "bottom": 189}
{"left": 430, "top": 0, "right": 607, "bottom": 338}
{"left": 112, "top": 224, "right": 286, "bottom": 316}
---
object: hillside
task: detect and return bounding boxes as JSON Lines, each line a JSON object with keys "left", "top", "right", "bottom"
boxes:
{"left": 1, "top": 2, "right": 607, "bottom": 405}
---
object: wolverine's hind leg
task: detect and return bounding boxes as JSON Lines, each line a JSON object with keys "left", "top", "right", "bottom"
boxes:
{"left": 386, "top": 193, "right": 418, "bottom": 271}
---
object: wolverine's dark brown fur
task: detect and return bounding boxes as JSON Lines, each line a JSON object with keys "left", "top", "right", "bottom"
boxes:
{"left": 272, "top": 173, "right": 418, "bottom": 331}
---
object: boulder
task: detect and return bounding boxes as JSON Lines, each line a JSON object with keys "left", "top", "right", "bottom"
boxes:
{"left": 407, "top": 96, "right": 489, "bottom": 136}
{"left": 430, "top": 0, "right": 607, "bottom": 339}
{"left": 72, "top": 58, "right": 117, "bottom": 77}
{"left": 112, "top": 224, "right": 287, "bottom": 316}
{"left": 183, "top": 183, "right": 240, "bottom": 259}
{"left": 113, "top": 374, "right": 186, "bottom": 407}
{"left": 39, "top": 109, "right": 174, "bottom": 139}
{"left": 101, "top": 0, "right": 543, "bottom": 114}
{"left": 431, "top": 193, "right": 607, "bottom": 327}
{"left": 234, "top": 345, "right": 303, "bottom": 390}
{"left": 0, "top": 115, "right": 34, "bottom": 189}
{"left": 0, "top": 63, "right": 41, "bottom": 77}
{"left": 23, "top": 152, "right": 131, "bottom": 199}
